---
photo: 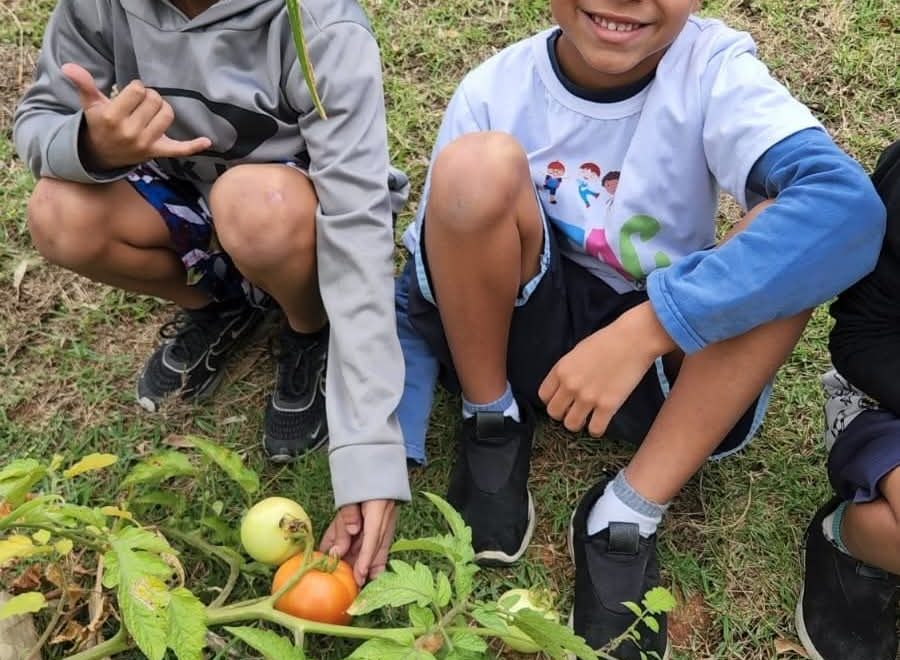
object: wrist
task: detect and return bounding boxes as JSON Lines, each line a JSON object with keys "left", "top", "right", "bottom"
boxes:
{"left": 77, "top": 117, "right": 117, "bottom": 171}
{"left": 620, "top": 301, "right": 676, "bottom": 358}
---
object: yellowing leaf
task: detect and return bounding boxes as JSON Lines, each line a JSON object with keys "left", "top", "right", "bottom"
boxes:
{"left": 100, "top": 506, "right": 134, "bottom": 521}
{"left": 54, "top": 539, "right": 74, "bottom": 556}
{"left": 0, "top": 592, "right": 46, "bottom": 621}
{"left": 0, "top": 535, "right": 51, "bottom": 565}
{"left": 32, "top": 530, "right": 51, "bottom": 545}
{"left": 63, "top": 454, "right": 118, "bottom": 479}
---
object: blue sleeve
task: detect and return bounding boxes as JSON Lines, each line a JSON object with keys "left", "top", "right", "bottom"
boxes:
{"left": 646, "top": 128, "right": 886, "bottom": 353}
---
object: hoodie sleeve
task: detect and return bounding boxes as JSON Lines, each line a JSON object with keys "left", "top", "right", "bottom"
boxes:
{"left": 829, "top": 142, "right": 900, "bottom": 414}
{"left": 13, "top": 0, "right": 122, "bottom": 183}
{"left": 289, "top": 21, "right": 411, "bottom": 507}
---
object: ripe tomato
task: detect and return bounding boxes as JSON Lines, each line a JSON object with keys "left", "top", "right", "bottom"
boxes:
{"left": 498, "top": 588, "right": 560, "bottom": 653}
{"left": 240, "top": 497, "right": 312, "bottom": 566}
{"left": 272, "top": 552, "right": 359, "bottom": 625}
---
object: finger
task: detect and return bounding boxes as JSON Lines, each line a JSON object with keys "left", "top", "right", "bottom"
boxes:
{"left": 368, "top": 508, "right": 397, "bottom": 580}
{"left": 537, "top": 369, "right": 560, "bottom": 405}
{"left": 587, "top": 406, "right": 610, "bottom": 438}
{"left": 127, "top": 88, "right": 165, "bottom": 132}
{"left": 107, "top": 79, "right": 150, "bottom": 118}
{"left": 353, "top": 503, "right": 387, "bottom": 586}
{"left": 60, "top": 63, "right": 108, "bottom": 110}
{"left": 545, "top": 388, "right": 573, "bottom": 421}
{"left": 340, "top": 503, "right": 363, "bottom": 536}
{"left": 151, "top": 135, "right": 212, "bottom": 159}
{"left": 563, "top": 399, "right": 591, "bottom": 432}
{"left": 318, "top": 520, "right": 339, "bottom": 554}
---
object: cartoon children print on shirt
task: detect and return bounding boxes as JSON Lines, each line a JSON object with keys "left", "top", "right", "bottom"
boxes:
{"left": 586, "top": 215, "right": 672, "bottom": 281}
{"left": 543, "top": 161, "right": 565, "bottom": 204}
{"left": 602, "top": 170, "right": 619, "bottom": 211}
{"left": 577, "top": 162, "right": 602, "bottom": 208}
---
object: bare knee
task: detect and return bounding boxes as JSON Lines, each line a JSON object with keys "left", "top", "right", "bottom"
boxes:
{"left": 27, "top": 178, "right": 112, "bottom": 268}
{"left": 428, "top": 131, "right": 531, "bottom": 234}
{"left": 210, "top": 165, "right": 317, "bottom": 270}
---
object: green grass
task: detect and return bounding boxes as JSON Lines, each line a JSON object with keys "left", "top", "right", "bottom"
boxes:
{"left": 1, "top": 0, "right": 898, "bottom": 658}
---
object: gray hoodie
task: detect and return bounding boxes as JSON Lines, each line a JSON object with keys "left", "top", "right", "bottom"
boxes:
{"left": 14, "top": 0, "right": 411, "bottom": 507}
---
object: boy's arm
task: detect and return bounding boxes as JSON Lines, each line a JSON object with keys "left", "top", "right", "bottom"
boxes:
{"left": 647, "top": 129, "right": 885, "bottom": 355}
{"left": 13, "top": 0, "right": 119, "bottom": 182}
{"left": 829, "top": 142, "right": 900, "bottom": 414}
{"left": 291, "top": 22, "right": 410, "bottom": 507}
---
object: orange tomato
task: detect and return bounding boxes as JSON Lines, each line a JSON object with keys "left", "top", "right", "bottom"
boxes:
{"left": 271, "top": 552, "right": 359, "bottom": 625}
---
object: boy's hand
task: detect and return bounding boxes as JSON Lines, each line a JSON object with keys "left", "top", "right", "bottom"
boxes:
{"left": 539, "top": 302, "right": 675, "bottom": 436}
{"left": 61, "top": 63, "right": 212, "bottom": 171}
{"left": 319, "top": 499, "right": 397, "bottom": 586}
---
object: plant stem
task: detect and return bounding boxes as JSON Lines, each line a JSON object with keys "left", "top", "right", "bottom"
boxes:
{"left": 28, "top": 565, "right": 68, "bottom": 660}
{"left": 204, "top": 603, "right": 425, "bottom": 641}
{"left": 64, "top": 627, "right": 130, "bottom": 660}
{"left": 161, "top": 527, "right": 244, "bottom": 607}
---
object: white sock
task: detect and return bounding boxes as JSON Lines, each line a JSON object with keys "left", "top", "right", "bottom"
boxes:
{"left": 461, "top": 383, "right": 520, "bottom": 422}
{"left": 587, "top": 471, "right": 668, "bottom": 538}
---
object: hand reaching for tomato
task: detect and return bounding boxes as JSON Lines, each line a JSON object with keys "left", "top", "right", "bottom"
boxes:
{"left": 320, "top": 499, "right": 398, "bottom": 586}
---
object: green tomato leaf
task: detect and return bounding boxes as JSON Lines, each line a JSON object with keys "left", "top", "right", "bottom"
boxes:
{"left": 62, "top": 453, "right": 118, "bottom": 478}
{"left": 422, "top": 493, "right": 472, "bottom": 552}
{"left": 225, "top": 626, "right": 305, "bottom": 660}
{"left": 348, "top": 638, "right": 433, "bottom": 659}
{"left": 0, "top": 459, "right": 46, "bottom": 508}
{"left": 390, "top": 534, "right": 470, "bottom": 564}
{"left": 119, "top": 575, "right": 171, "bottom": 660}
{"left": 643, "top": 615, "right": 660, "bottom": 633}
{"left": 435, "top": 571, "right": 452, "bottom": 607}
{"left": 31, "top": 529, "right": 51, "bottom": 545}
{"left": 132, "top": 490, "right": 182, "bottom": 509}
{"left": 470, "top": 605, "right": 510, "bottom": 635}
{"left": 453, "top": 564, "right": 479, "bottom": 602}
{"left": 43, "top": 503, "right": 107, "bottom": 529}
{"left": 187, "top": 436, "right": 259, "bottom": 495}
{"left": 113, "top": 526, "right": 175, "bottom": 555}
{"left": 0, "top": 592, "right": 46, "bottom": 621}
{"left": 121, "top": 451, "right": 196, "bottom": 490}
{"left": 167, "top": 588, "right": 207, "bottom": 660}
{"left": 347, "top": 560, "right": 435, "bottom": 616}
{"left": 448, "top": 630, "right": 487, "bottom": 654}
{"left": 622, "top": 600, "right": 643, "bottom": 618}
{"left": 511, "top": 608, "right": 599, "bottom": 660}
{"left": 642, "top": 587, "right": 677, "bottom": 614}
{"left": 408, "top": 604, "right": 434, "bottom": 629}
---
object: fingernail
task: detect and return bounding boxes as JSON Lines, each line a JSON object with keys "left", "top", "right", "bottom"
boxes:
{"left": 346, "top": 524, "right": 359, "bottom": 534}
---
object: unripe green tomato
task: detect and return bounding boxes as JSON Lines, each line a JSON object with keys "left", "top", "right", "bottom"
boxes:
{"left": 498, "top": 588, "right": 560, "bottom": 654}
{"left": 240, "top": 497, "right": 312, "bottom": 566}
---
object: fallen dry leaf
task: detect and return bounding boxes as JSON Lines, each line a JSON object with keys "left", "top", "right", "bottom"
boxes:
{"left": 774, "top": 638, "right": 810, "bottom": 657}
{"left": 50, "top": 619, "right": 88, "bottom": 647}
{"left": 163, "top": 434, "right": 196, "bottom": 449}
{"left": 9, "top": 564, "right": 43, "bottom": 593}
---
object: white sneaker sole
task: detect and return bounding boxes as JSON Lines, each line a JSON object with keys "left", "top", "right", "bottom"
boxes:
{"left": 566, "top": 510, "right": 671, "bottom": 660}
{"left": 472, "top": 489, "right": 536, "bottom": 565}
{"left": 794, "top": 588, "right": 826, "bottom": 660}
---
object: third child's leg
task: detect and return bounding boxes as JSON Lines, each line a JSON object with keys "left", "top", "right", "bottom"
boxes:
{"left": 841, "top": 467, "right": 900, "bottom": 573}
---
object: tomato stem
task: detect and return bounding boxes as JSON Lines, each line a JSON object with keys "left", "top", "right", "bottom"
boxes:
{"left": 63, "top": 627, "right": 130, "bottom": 660}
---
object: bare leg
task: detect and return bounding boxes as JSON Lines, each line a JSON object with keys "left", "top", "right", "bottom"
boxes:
{"left": 27, "top": 178, "right": 208, "bottom": 309}
{"left": 841, "top": 467, "right": 900, "bottom": 573}
{"left": 424, "top": 132, "right": 544, "bottom": 403}
{"left": 211, "top": 164, "right": 325, "bottom": 333}
{"left": 624, "top": 202, "right": 812, "bottom": 503}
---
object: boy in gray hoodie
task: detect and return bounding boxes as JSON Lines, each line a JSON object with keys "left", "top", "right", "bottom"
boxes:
{"left": 15, "top": 0, "right": 409, "bottom": 583}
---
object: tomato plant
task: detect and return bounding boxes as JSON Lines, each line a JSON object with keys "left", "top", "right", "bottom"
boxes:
{"left": 272, "top": 551, "right": 358, "bottom": 625}
{"left": 241, "top": 496, "right": 312, "bottom": 566}
{"left": 497, "top": 588, "right": 560, "bottom": 653}
{"left": 0, "top": 444, "right": 675, "bottom": 660}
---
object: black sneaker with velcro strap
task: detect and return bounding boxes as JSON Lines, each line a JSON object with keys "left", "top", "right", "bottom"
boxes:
{"left": 446, "top": 405, "right": 536, "bottom": 566}
{"left": 569, "top": 478, "right": 670, "bottom": 660}
{"left": 136, "top": 298, "right": 269, "bottom": 411}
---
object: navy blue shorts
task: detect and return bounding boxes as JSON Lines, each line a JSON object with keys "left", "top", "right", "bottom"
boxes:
{"left": 828, "top": 408, "right": 900, "bottom": 502}
{"left": 406, "top": 217, "right": 768, "bottom": 457}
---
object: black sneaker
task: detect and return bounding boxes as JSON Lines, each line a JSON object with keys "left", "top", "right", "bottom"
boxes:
{"left": 136, "top": 298, "right": 268, "bottom": 412}
{"left": 446, "top": 406, "right": 536, "bottom": 566}
{"left": 796, "top": 497, "right": 899, "bottom": 660}
{"left": 569, "top": 478, "right": 670, "bottom": 660}
{"left": 263, "top": 324, "right": 328, "bottom": 462}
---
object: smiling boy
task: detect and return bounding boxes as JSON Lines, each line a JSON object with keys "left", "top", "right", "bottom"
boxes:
{"left": 393, "top": 0, "right": 885, "bottom": 656}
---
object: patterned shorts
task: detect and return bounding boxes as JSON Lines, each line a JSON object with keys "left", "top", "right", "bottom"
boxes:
{"left": 127, "top": 162, "right": 301, "bottom": 308}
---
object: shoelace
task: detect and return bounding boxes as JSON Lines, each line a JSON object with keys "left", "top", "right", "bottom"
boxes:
{"left": 271, "top": 331, "right": 323, "bottom": 399}
{"left": 158, "top": 307, "right": 231, "bottom": 364}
